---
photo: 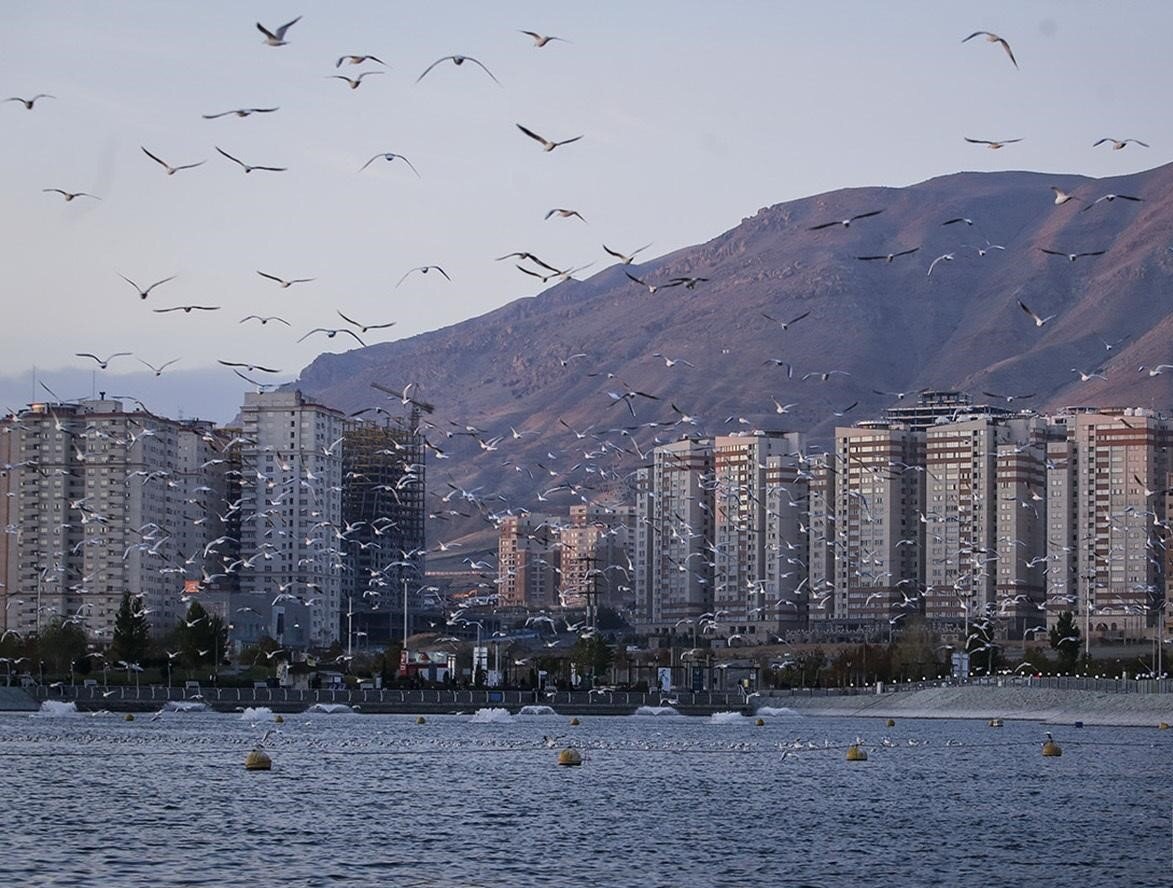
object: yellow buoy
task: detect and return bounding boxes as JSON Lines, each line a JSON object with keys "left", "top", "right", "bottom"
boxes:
{"left": 755, "top": 718, "right": 765, "bottom": 727}
{"left": 245, "top": 748, "right": 272, "bottom": 771}
{"left": 124, "top": 713, "right": 135, "bottom": 722}
{"left": 569, "top": 717, "right": 580, "bottom": 726}
{"left": 846, "top": 744, "right": 868, "bottom": 761}
{"left": 886, "top": 718, "right": 895, "bottom": 727}
{"left": 274, "top": 714, "right": 284, "bottom": 725}
{"left": 1159, "top": 722, "right": 1169, "bottom": 730}
{"left": 557, "top": 747, "right": 583, "bottom": 767}
{"left": 416, "top": 716, "right": 426, "bottom": 724}
{"left": 1042, "top": 733, "right": 1062, "bottom": 757}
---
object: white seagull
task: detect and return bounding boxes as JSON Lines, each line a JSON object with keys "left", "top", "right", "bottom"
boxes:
{"left": 961, "top": 31, "right": 1018, "bottom": 68}
{"left": 43, "top": 188, "right": 99, "bottom": 202}
{"left": 1093, "top": 138, "right": 1148, "bottom": 150}
{"left": 519, "top": 31, "right": 567, "bottom": 47}
{"left": 202, "top": 107, "right": 279, "bottom": 119}
{"left": 964, "top": 137, "right": 1022, "bottom": 149}
{"left": 359, "top": 152, "right": 420, "bottom": 176}
{"left": 516, "top": 124, "right": 583, "bottom": 152}
{"left": 1017, "top": 299, "right": 1054, "bottom": 328}
{"left": 257, "top": 16, "right": 301, "bottom": 47}
{"left": 119, "top": 273, "right": 176, "bottom": 300}
{"left": 141, "top": 147, "right": 205, "bottom": 175}
{"left": 417, "top": 55, "right": 500, "bottom": 85}
{"left": 257, "top": 270, "right": 315, "bottom": 288}
{"left": 1050, "top": 187, "right": 1081, "bottom": 206}
{"left": 215, "top": 146, "right": 286, "bottom": 173}
{"left": 604, "top": 243, "right": 652, "bottom": 264}
{"left": 329, "top": 71, "right": 384, "bottom": 90}
{"left": 5, "top": 94, "right": 54, "bottom": 110}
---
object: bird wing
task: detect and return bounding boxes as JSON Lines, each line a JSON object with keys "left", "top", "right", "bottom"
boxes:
{"left": 895, "top": 248, "right": 919, "bottom": 257}
{"left": 786, "top": 311, "right": 810, "bottom": 325}
{"left": 256, "top": 270, "right": 284, "bottom": 284}
{"left": 997, "top": 38, "right": 1018, "bottom": 68}
{"left": 434, "top": 266, "right": 452, "bottom": 280}
{"left": 964, "top": 137, "right": 991, "bottom": 144}
{"left": 298, "top": 329, "right": 326, "bottom": 342}
{"left": 337, "top": 311, "right": 360, "bottom": 327}
{"left": 602, "top": 244, "right": 625, "bottom": 259}
{"left": 215, "top": 146, "right": 245, "bottom": 167}
{"left": 256, "top": 22, "right": 277, "bottom": 40}
{"left": 961, "top": 31, "right": 992, "bottom": 43}
{"left": 340, "top": 330, "right": 368, "bottom": 346}
{"left": 359, "top": 154, "right": 383, "bottom": 171}
{"left": 1092, "top": 138, "right": 1111, "bottom": 146}
{"left": 274, "top": 16, "right": 302, "bottom": 39}
{"left": 516, "top": 124, "right": 548, "bottom": 145}
{"left": 1039, "top": 249, "right": 1065, "bottom": 257}
{"left": 416, "top": 56, "right": 455, "bottom": 83}
{"left": 554, "top": 135, "right": 584, "bottom": 147}
{"left": 201, "top": 111, "right": 231, "bottom": 119}
{"left": 850, "top": 210, "right": 883, "bottom": 222}
{"left": 1077, "top": 251, "right": 1106, "bottom": 258}
{"left": 624, "top": 271, "right": 647, "bottom": 287}
{"left": 141, "top": 147, "right": 168, "bottom": 168}
{"left": 807, "top": 220, "right": 838, "bottom": 230}
{"left": 466, "top": 56, "right": 501, "bottom": 84}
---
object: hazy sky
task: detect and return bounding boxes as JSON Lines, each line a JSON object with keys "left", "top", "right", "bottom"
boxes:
{"left": 2, "top": 1, "right": 1171, "bottom": 421}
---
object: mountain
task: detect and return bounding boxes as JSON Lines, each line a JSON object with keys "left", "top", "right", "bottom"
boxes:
{"left": 293, "top": 163, "right": 1173, "bottom": 548}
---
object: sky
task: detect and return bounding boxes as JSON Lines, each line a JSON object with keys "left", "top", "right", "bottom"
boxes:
{"left": 2, "top": 1, "right": 1171, "bottom": 422}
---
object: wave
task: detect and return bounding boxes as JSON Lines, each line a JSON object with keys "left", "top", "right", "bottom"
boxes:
{"left": 633, "top": 705, "right": 682, "bottom": 717}
{"left": 307, "top": 703, "right": 353, "bottom": 714}
{"left": 31, "top": 700, "right": 80, "bottom": 718}
{"left": 755, "top": 706, "right": 800, "bottom": 717}
{"left": 470, "top": 707, "right": 514, "bottom": 723}
{"left": 517, "top": 705, "right": 557, "bottom": 716}
{"left": 709, "top": 711, "right": 747, "bottom": 724}
{"left": 240, "top": 706, "right": 276, "bottom": 721}
{"left": 164, "top": 701, "right": 208, "bottom": 712}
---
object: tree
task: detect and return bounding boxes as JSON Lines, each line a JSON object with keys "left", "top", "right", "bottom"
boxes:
{"left": 35, "top": 618, "right": 88, "bottom": 675}
{"left": 572, "top": 635, "right": 613, "bottom": 681}
{"left": 111, "top": 592, "right": 150, "bottom": 665}
{"left": 965, "top": 618, "right": 1000, "bottom": 675}
{"left": 890, "top": 616, "right": 944, "bottom": 681}
{"left": 175, "top": 601, "right": 228, "bottom": 670}
{"left": 1049, "top": 611, "right": 1081, "bottom": 671}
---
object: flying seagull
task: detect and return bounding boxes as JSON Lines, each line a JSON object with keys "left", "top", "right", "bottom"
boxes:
{"left": 927, "top": 253, "right": 955, "bottom": 276}
{"left": 337, "top": 311, "right": 395, "bottom": 333}
{"left": 624, "top": 272, "right": 678, "bottom": 295}
{"left": 519, "top": 31, "right": 567, "bottom": 47}
{"left": 1040, "top": 248, "right": 1106, "bottom": 262}
{"left": 961, "top": 31, "right": 1018, "bottom": 68}
{"left": 257, "top": 270, "right": 315, "bottom": 288}
{"left": 329, "top": 71, "right": 384, "bottom": 90}
{"left": 1071, "top": 367, "right": 1107, "bottom": 382}
{"left": 336, "top": 54, "right": 386, "bottom": 67}
{"left": 545, "top": 208, "right": 586, "bottom": 222}
{"left": 119, "top": 274, "right": 176, "bottom": 299}
{"left": 1093, "top": 138, "right": 1148, "bottom": 150}
{"left": 1081, "top": 194, "right": 1143, "bottom": 212}
{"left": 359, "top": 152, "right": 420, "bottom": 176}
{"left": 397, "top": 266, "right": 451, "bottom": 287}
{"left": 257, "top": 16, "right": 301, "bottom": 47}
{"left": 982, "top": 391, "right": 1035, "bottom": 403}
{"left": 298, "top": 328, "right": 367, "bottom": 347}
{"left": 43, "top": 188, "right": 99, "bottom": 202}
{"left": 516, "top": 124, "right": 583, "bottom": 152}
{"left": 857, "top": 247, "right": 919, "bottom": 263}
{"left": 137, "top": 358, "right": 180, "bottom": 376}
{"left": 761, "top": 311, "right": 810, "bottom": 330}
{"left": 964, "top": 137, "right": 1022, "bottom": 149}
{"left": 240, "top": 315, "right": 291, "bottom": 327}
{"left": 603, "top": 243, "right": 652, "bottom": 264}
{"left": 1050, "top": 187, "right": 1081, "bottom": 206}
{"left": 76, "top": 352, "right": 131, "bottom": 370}
{"left": 141, "top": 147, "right": 205, "bottom": 175}
{"left": 1017, "top": 299, "right": 1054, "bottom": 328}
{"left": 215, "top": 146, "right": 286, "bottom": 173}
{"left": 416, "top": 55, "right": 500, "bottom": 85}
{"left": 202, "top": 107, "right": 278, "bottom": 119}
{"left": 5, "top": 94, "right": 54, "bottom": 110}
{"left": 152, "top": 305, "right": 219, "bottom": 314}
{"left": 808, "top": 209, "right": 883, "bottom": 230}
{"left": 218, "top": 360, "right": 281, "bottom": 373}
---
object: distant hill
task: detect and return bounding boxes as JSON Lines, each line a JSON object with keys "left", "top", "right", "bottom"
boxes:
{"left": 293, "top": 163, "right": 1173, "bottom": 550}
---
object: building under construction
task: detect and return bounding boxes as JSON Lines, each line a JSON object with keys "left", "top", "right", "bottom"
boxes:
{"left": 341, "top": 414, "right": 426, "bottom": 646}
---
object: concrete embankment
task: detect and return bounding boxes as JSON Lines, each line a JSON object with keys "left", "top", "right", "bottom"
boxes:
{"left": 775, "top": 685, "right": 1173, "bottom": 727}
{"left": 0, "top": 688, "right": 38, "bottom": 712}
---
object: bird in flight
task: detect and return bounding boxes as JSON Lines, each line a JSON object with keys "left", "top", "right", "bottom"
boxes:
{"left": 520, "top": 31, "right": 567, "bottom": 47}
{"left": 1040, "top": 248, "right": 1106, "bottom": 262}
{"left": 1050, "top": 187, "right": 1081, "bottom": 206}
{"left": 1017, "top": 299, "right": 1054, "bottom": 328}
{"left": 624, "top": 272, "right": 678, "bottom": 295}
{"left": 964, "top": 137, "right": 1022, "bottom": 149}
{"left": 545, "top": 208, "right": 586, "bottom": 222}
{"left": 1081, "top": 194, "right": 1143, "bottom": 212}
{"left": 257, "top": 270, "right": 314, "bottom": 288}
{"left": 761, "top": 311, "right": 810, "bottom": 330}
{"left": 1071, "top": 367, "right": 1107, "bottom": 382}
{"left": 43, "top": 188, "right": 99, "bottom": 202}
{"left": 202, "top": 107, "right": 278, "bottom": 119}
{"left": 516, "top": 124, "right": 583, "bottom": 152}
{"left": 152, "top": 305, "right": 219, "bottom": 314}
{"left": 982, "top": 391, "right": 1035, "bottom": 403}
{"left": 417, "top": 55, "right": 500, "bottom": 85}
{"left": 337, "top": 311, "right": 395, "bottom": 333}
{"left": 359, "top": 152, "right": 420, "bottom": 176}
{"left": 298, "top": 328, "right": 367, "bottom": 347}
{"left": 137, "top": 358, "right": 180, "bottom": 376}
{"left": 218, "top": 360, "right": 281, "bottom": 374}
{"left": 215, "top": 146, "right": 286, "bottom": 173}
{"left": 397, "top": 266, "right": 451, "bottom": 287}
{"left": 141, "top": 147, "right": 205, "bottom": 175}
{"left": 76, "top": 352, "right": 131, "bottom": 370}
{"left": 240, "top": 315, "right": 291, "bottom": 327}
{"left": 329, "top": 71, "right": 384, "bottom": 90}
{"left": 257, "top": 16, "right": 301, "bottom": 47}
{"left": 5, "top": 94, "right": 54, "bottom": 110}
{"left": 808, "top": 209, "right": 883, "bottom": 230}
{"left": 120, "top": 273, "right": 176, "bottom": 299}
{"left": 1093, "top": 138, "right": 1148, "bottom": 150}
{"left": 337, "top": 54, "right": 386, "bottom": 67}
{"left": 604, "top": 243, "right": 652, "bottom": 264}
{"left": 857, "top": 247, "right": 919, "bottom": 263}
{"left": 961, "top": 31, "right": 1018, "bottom": 68}
{"left": 927, "top": 253, "right": 955, "bottom": 276}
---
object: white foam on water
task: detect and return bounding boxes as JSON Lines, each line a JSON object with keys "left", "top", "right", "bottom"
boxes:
{"left": 307, "top": 703, "right": 353, "bottom": 714}
{"left": 755, "top": 706, "right": 801, "bottom": 717}
{"left": 31, "top": 700, "right": 80, "bottom": 718}
{"left": 708, "top": 710, "right": 747, "bottom": 724}
{"left": 633, "top": 705, "right": 682, "bottom": 717}
{"left": 240, "top": 706, "right": 276, "bottom": 721}
{"left": 164, "top": 700, "right": 208, "bottom": 712}
{"left": 516, "top": 705, "right": 556, "bottom": 716}
{"left": 470, "top": 707, "right": 514, "bottom": 723}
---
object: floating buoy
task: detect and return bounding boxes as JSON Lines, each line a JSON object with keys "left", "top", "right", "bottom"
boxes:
{"left": 755, "top": 718, "right": 765, "bottom": 726}
{"left": 569, "top": 717, "right": 580, "bottom": 726}
{"left": 1073, "top": 721, "right": 1084, "bottom": 729}
{"left": 245, "top": 748, "right": 272, "bottom": 771}
{"left": 1160, "top": 722, "right": 1169, "bottom": 730}
{"left": 988, "top": 718, "right": 1003, "bottom": 728}
{"left": 886, "top": 718, "right": 895, "bottom": 727}
{"left": 124, "top": 713, "right": 135, "bottom": 722}
{"left": 1042, "top": 733, "right": 1062, "bottom": 757}
{"left": 274, "top": 714, "right": 285, "bottom": 724}
{"left": 557, "top": 747, "right": 582, "bottom": 767}
{"left": 416, "top": 716, "right": 426, "bottom": 725}
{"left": 846, "top": 744, "right": 868, "bottom": 761}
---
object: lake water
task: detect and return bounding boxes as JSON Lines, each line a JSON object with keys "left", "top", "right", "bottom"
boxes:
{"left": 1, "top": 705, "right": 1169, "bottom": 887}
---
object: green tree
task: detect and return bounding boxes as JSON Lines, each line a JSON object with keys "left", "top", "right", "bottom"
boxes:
{"left": 890, "top": 616, "right": 943, "bottom": 681}
{"left": 35, "top": 618, "right": 88, "bottom": 675}
{"left": 572, "top": 635, "right": 613, "bottom": 681}
{"left": 111, "top": 592, "right": 150, "bottom": 665}
{"left": 965, "top": 618, "right": 1000, "bottom": 675}
{"left": 175, "top": 601, "right": 228, "bottom": 670}
{"left": 1049, "top": 611, "right": 1081, "bottom": 671}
